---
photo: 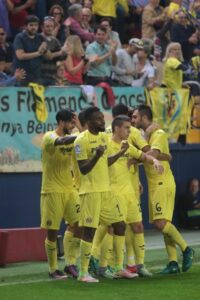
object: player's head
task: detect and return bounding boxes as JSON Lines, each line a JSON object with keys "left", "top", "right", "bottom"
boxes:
{"left": 84, "top": 106, "right": 105, "bottom": 133}
{"left": 112, "top": 103, "right": 129, "bottom": 118}
{"left": 78, "top": 109, "right": 88, "bottom": 131}
{"left": 56, "top": 108, "right": 75, "bottom": 134}
{"left": 132, "top": 104, "right": 153, "bottom": 130}
{"left": 112, "top": 115, "right": 131, "bottom": 140}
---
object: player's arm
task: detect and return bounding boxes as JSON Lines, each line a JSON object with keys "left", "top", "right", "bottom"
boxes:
{"left": 77, "top": 145, "right": 105, "bottom": 175}
{"left": 146, "top": 149, "right": 172, "bottom": 162}
{"left": 108, "top": 141, "right": 129, "bottom": 166}
{"left": 54, "top": 135, "right": 77, "bottom": 146}
{"left": 139, "top": 152, "right": 164, "bottom": 174}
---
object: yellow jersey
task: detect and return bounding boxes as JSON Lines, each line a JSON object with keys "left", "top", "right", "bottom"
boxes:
{"left": 108, "top": 139, "right": 142, "bottom": 194}
{"left": 162, "top": 57, "right": 182, "bottom": 89}
{"left": 74, "top": 130, "right": 110, "bottom": 194}
{"left": 144, "top": 129, "right": 175, "bottom": 188}
{"left": 41, "top": 131, "right": 74, "bottom": 193}
{"left": 92, "top": 0, "right": 128, "bottom": 18}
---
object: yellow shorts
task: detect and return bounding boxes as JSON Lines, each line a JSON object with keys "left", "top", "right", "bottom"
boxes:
{"left": 117, "top": 193, "right": 142, "bottom": 224}
{"left": 40, "top": 189, "right": 80, "bottom": 230}
{"left": 79, "top": 191, "right": 124, "bottom": 228}
{"left": 148, "top": 183, "right": 176, "bottom": 223}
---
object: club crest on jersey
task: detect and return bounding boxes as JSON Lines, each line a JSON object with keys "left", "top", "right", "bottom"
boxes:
{"left": 75, "top": 144, "right": 81, "bottom": 154}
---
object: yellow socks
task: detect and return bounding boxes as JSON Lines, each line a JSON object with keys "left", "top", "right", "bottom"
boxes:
{"left": 162, "top": 222, "right": 187, "bottom": 252}
{"left": 63, "top": 231, "right": 80, "bottom": 265}
{"left": 45, "top": 238, "right": 58, "bottom": 273}
{"left": 125, "top": 226, "right": 135, "bottom": 266}
{"left": 163, "top": 233, "right": 178, "bottom": 262}
{"left": 132, "top": 232, "right": 145, "bottom": 265}
{"left": 100, "top": 233, "right": 113, "bottom": 268}
{"left": 113, "top": 235, "right": 125, "bottom": 271}
{"left": 80, "top": 240, "right": 92, "bottom": 274}
{"left": 91, "top": 225, "right": 107, "bottom": 258}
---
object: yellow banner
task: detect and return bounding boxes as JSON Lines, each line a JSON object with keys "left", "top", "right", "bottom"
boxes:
{"left": 148, "top": 88, "right": 190, "bottom": 137}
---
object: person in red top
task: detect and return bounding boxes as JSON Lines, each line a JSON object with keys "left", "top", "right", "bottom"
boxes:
{"left": 63, "top": 35, "right": 89, "bottom": 85}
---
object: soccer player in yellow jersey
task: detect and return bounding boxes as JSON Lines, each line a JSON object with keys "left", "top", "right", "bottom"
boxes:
{"left": 132, "top": 105, "right": 194, "bottom": 274}
{"left": 40, "top": 109, "right": 80, "bottom": 279}
{"left": 74, "top": 106, "right": 135, "bottom": 282}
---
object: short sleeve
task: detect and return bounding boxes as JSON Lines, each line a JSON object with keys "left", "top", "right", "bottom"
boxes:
{"left": 129, "top": 144, "right": 142, "bottom": 160}
{"left": 74, "top": 136, "right": 88, "bottom": 160}
{"left": 42, "top": 132, "right": 58, "bottom": 154}
{"left": 151, "top": 130, "right": 167, "bottom": 152}
{"left": 129, "top": 127, "right": 148, "bottom": 150}
{"left": 166, "top": 57, "right": 181, "bottom": 70}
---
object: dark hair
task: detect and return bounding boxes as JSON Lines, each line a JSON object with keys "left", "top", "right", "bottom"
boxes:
{"left": 25, "top": 15, "right": 40, "bottom": 25}
{"left": 84, "top": 106, "right": 100, "bottom": 121}
{"left": 137, "top": 104, "right": 153, "bottom": 121}
{"left": 112, "top": 103, "right": 129, "bottom": 118}
{"left": 187, "top": 177, "right": 200, "bottom": 190}
{"left": 78, "top": 109, "right": 87, "bottom": 127}
{"left": 101, "top": 17, "right": 112, "bottom": 27}
{"left": 56, "top": 109, "right": 74, "bottom": 123}
{"left": 94, "top": 25, "right": 107, "bottom": 34}
{"left": 112, "top": 115, "right": 130, "bottom": 133}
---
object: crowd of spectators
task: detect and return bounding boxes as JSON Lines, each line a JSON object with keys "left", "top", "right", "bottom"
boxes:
{"left": 0, "top": 0, "right": 200, "bottom": 99}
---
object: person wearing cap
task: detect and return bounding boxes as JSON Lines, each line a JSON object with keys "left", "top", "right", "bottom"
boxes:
{"left": 13, "top": 15, "right": 47, "bottom": 85}
{"left": 112, "top": 38, "right": 145, "bottom": 86}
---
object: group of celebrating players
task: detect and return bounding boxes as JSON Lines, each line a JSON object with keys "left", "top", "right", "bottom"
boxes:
{"left": 40, "top": 103, "right": 194, "bottom": 283}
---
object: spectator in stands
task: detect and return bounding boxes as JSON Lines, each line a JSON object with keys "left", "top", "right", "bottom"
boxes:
{"left": 85, "top": 25, "right": 117, "bottom": 85}
{"left": 0, "top": 0, "right": 13, "bottom": 39}
{"left": 55, "top": 61, "right": 69, "bottom": 86}
{"left": 82, "top": 7, "right": 94, "bottom": 33}
{"left": 64, "top": 4, "right": 95, "bottom": 44}
{"left": 170, "top": 9, "right": 197, "bottom": 62}
{"left": 100, "top": 17, "right": 122, "bottom": 49}
{"left": 63, "top": 35, "right": 89, "bottom": 85}
{"left": 0, "top": 68, "right": 26, "bottom": 86}
{"left": 9, "top": 0, "right": 36, "bottom": 38}
{"left": 0, "top": 26, "right": 13, "bottom": 73}
{"left": 178, "top": 178, "right": 200, "bottom": 229}
{"left": 112, "top": 38, "right": 144, "bottom": 86}
{"left": 142, "top": 0, "right": 166, "bottom": 39}
{"left": 83, "top": 0, "right": 93, "bottom": 9}
{"left": 41, "top": 16, "right": 67, "bottom": 86}
{"left": 13, "top": 15, "right": 47, "bottom": 85}
{"left": 49, "top": 4, "right": 69, "bottom": 45}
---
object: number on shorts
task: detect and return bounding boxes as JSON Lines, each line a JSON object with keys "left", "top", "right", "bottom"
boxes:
{"left": 76, "top": 204, "right": 80, "bottom": 213}
{"left": 155, "top": 202, "right": 162, "bottom": 212}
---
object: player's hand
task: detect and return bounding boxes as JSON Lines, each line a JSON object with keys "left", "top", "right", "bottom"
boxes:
{"left": 96, "top": 145, "right": 106, "bottom": 158}
{"left": 72, "top": 113, "right": 82, "bottom": 132}
{"left": 153, "top": 159, "right": 164, "bottom": 174}
{"left": 120, "top": 141, "right": 129, "bottom": 154}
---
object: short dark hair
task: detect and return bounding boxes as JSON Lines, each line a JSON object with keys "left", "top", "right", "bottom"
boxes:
{"left": 84, "top": 106, "right": 100, "bottom": 121}
{"left": 137, "top": 104, "right": 153, "bottom": 121}
{"left": 56, "top": 109, "right": 74, "bottom": 123}
{"left": 101, "top": 17, "right": 112, "bottom": 27}
{"left": 78, "top": 109, "right": 87, "bottom": 127}
{"left": 94, "top": 25, "right": 107, "bottom": 34}
{"left": 25, "top": 15, "right": 40, "bottom": 25}
{"left": 112, "top": 115, "right": 130, "bottom": 133}
{"left": 112, "top": 103, "right": 129, "bottom": 118}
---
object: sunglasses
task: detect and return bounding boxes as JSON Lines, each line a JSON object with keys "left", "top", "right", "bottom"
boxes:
{"left": 44, "top": 16, "right": 55, "bottom": 21}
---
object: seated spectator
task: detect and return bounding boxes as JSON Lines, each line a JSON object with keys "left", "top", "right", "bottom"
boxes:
{"left": 0, "top": 0, "right": 13, "bottom": 39}
{"left": 0, "top": 68, "right": 25, "bottom": 86}
{"left": 0, "top": 26, "right": 13, "bottom": 73}
{"left": 178, "top": 178, "right": 200, "bottom": 229}
{"left": 13, "top": 15, "right": 47, "bottom": 85}
{"left": 49, "top": 4, "right": 69, "bottom": 45}
{"left": 55, "top": 61, "right": 69, "bottom": 86}
{"left": 170, "top": 9, "right": 197, "bottom": 62}
{"left": 63, "top": 35, "right": 89, "bottom": 85}
{"left": 100, "top": 17, "right": 122, "bottom": 49}
{"left": 82, "top": 7, "right": 94, "bottom": 33}
{"left": 9, "top": 0, "right": 36, "bottom": 38}
{"left": 112, "top": 38, "right": 144, "bottom": 86}
{"left": 41, "top": 16, "right": 67, "bottom": 86}
{"left": 64, "top": 4, "right": 95, "bottom": 44}
{"left": 83, "top": 0, "right": 93, "bottom": 9}
{"left": 85, "top": 25, "right": 117, "bottom": 85}
{"left": 142, "top": 0, "right": 166, "bottom": 39}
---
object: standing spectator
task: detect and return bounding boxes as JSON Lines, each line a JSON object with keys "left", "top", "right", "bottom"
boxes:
{"left": 100, "top": 17, "right": 122, "bottom": 49}
{"left": 82, "top": 7, "right": 94, "bottom": 33}
{"left": 64, "top": 4, "right": 95, "bottom": 44}
{"left": 13, "top": 15, "right": 47, "bottom": 85}
{"left": 0, "top": 26, "right": 13, "bottom": 73}
{"left": 142, "top": 0, "right": 166, "bottom": 39}
{"left": 63, "top": 35, "right": 89, "bottom": 85}
{"left": 85, "top": 26, "right": 117, "bottom": 85}
{"left": 170, "top": 9, "right": 197, "bottom": 62}
{"left": 9, "top": 0, "right": 36, "bottom": 38}
{"left": 112, "top": 38, "right": 143, "bottom": 86}
{"left": 49, "top": 4, "right": 69, "bottom": 45}
{"left": 41, "top": 17, "right": 67, "bottom": 86}
{"left": 0, "top": 0, "right": 13, "bottom": 39}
